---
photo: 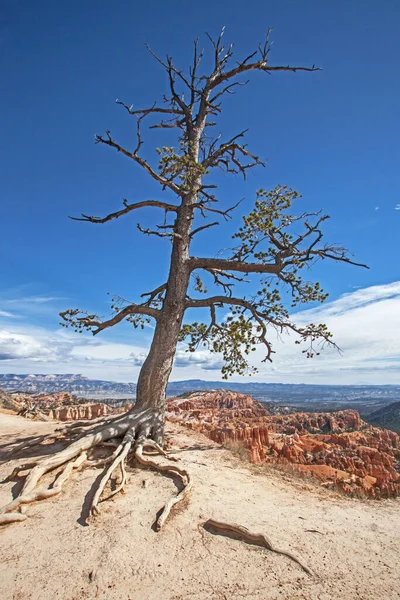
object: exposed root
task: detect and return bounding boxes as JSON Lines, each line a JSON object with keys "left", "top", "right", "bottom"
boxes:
{"left": 85, "top": 440, "right": 124, "bottom": 469}
{"left": 89, "top": 428, "right": 135, "bottom": 518}
{"left": 0, "top": 409, "right": 313, "bottom": 576}
{"left": 1, "top": 462, "right": 39, "bottom": 482}
{"left": 6, "top": 434, "right": 60, "bottom": 458}
{"left": 142, "top": 439, "right": 179, "bottom": 462}
{"left": 135, "top": 445, "right": 192, "bottom": 531}
{"left": 0, "top": 410, "right": 145, "bottom": 524}
{"left": 0, "top": 512, "right": 28, "bottom": 524}
{"left": 0, "top": 452, "right": 87, "bottom": 525}
{"left": 55, "top": 415, "right": 111, "bottom": 433}
{"left": 0, "top": 407, "right": 193, "bottom": 530}
{"left": 203, "top": 519, "right": 313, "bottom": 576}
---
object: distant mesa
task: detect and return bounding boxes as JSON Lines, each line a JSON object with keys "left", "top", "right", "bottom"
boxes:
{"left": 0, "top": 374, "right": 400, "bottom": 410}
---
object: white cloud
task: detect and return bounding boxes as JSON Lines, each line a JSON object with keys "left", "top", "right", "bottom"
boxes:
{"left": 0, "top": 310, "right": 15, "bottom": 318}
{"left": 395, "top": 204, "right": 400, "bottom": 211}
{"left": 0, "top": 281, "right": 399, "bottom": 384}
{"left": 173, "top": 350, "right": 223, "bottom": 371}
{"left": 0, "top": 331, "right": 52, "bottom": 361}
{"left": 246, "top": 281, "right": 400, "bottom": 384}
{"left": 5, "top": 296, "right": 65, "bottom": 305}
{"left": 375, "top": 206, "right": 379, "bottom": 211}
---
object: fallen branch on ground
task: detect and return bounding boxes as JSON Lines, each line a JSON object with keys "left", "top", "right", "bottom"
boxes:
{"left": 203, "top": 519, "right": 313, "bottom": 575}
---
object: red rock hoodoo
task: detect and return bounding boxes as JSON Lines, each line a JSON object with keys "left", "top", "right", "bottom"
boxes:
{"left": 48, "top": 403, "right": 110, "bottom": 421}
{"left": 166, "top": 390, "right": 400, "bottom": 499}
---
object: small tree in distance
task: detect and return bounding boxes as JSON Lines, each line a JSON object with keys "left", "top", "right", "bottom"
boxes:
{"left": 0, "top": 30, "right": 366, "bottom": 528}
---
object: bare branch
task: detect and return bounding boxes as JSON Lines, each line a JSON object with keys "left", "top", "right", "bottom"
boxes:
{"left": 116, "top": 99, "right": 184, "bottom": 117}
{"left": 209, "top": 80, "right": 249, "bottom": 105}
{"left": 209, "top": 60, "right": 321, "bottom": 91}
{"left": 69, "top": 199, "right": 178, "bottom": 224}
{"left": 141, "top": 283, "right": 167, "bottom": 306}
{"left": 144, "top": 45, "right": 193, "bottom": 123}
{"left": 189, "top": 38, "right": 204, "bottom": 107}
{"left": 149, "top": 117, "right": 186, "bottom": 130}
{"left": 205, "top": 268, "right": 248, "bottom": 296}
{"left": 95, "top": 131, "right": 182, "bottom": 195}
{"left": 189, "top": 257, "right": 281, "bottom": 275}
{"left": 194, "top": 198, "right": 244, "bottom": 221}
{"left": 137, "top": 223, "right": 184, "bottom": 241}
{"left": 200, "top": 129, "right": 265, "bottom": 178}
{"left": 190, "top": 221, "right": 219, "bottom": 238}
{"left": 306, "top": 248, "right": 369, "bottom": 269}
{"left": 60, "top": 304, "right": 159, "bottom": 336}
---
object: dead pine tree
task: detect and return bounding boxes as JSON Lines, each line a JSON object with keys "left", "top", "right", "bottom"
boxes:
{"left": 0, "top": 29, "right": 367, "bottom": 531}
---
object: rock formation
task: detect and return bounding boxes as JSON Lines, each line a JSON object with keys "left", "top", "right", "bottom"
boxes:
{"left": 0, "top": 388, "right": 113, "bottom": 422}
{"left": 166, "top": 390, "right": 400, "bottom": 499}
{"left": 48, "top": 403, "right": 110, "bottom": 421}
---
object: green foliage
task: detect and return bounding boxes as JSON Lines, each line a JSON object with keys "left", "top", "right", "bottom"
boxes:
{"left": 233, "top": 185, "right": 330, "bottom": 307}
{"left": 178, "top": 185, "right": 343, "bottom": 378}
{"left": 179, "top": 315, "right": 259, "bottom": 378}
{"left": 156, "top": 142, "right": 208, "bottom": 191}
{"left": 194, "top": 275, "right": 208, "bottom": 294}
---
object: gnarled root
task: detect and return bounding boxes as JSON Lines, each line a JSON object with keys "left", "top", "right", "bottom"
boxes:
{"left": 203, "top": 519, "right": 313, "bottom": 576}
{"left": 88, "top": 427, "right": 135, "bottom": 519}
{"left": 0, "top": 407, "right": 191, "bottom": 530}
{"left": 135, "top": 444, "right": 192, "bottom": 531}
{"left": 0, "top": 452, "right": 87, "bottom": 524}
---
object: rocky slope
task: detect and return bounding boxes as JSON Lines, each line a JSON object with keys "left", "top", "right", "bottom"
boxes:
{"left": 366, "top": 400, "right": 400, "bottom": 434}
{"left": 166, "top": 390, "right": 400, "bottom": 499}
{"left": 3, "top": 386, "right": 399, "bottom": 496}
{"left": 0, "top": 388, "right": 112, "bottom": 421}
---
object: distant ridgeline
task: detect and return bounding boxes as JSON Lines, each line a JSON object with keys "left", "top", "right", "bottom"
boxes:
{"left": 0, "top": 374, "right": 399, "bottom": 419}
{"left": 0, "top": 374, "right": 136, "bottom": 396}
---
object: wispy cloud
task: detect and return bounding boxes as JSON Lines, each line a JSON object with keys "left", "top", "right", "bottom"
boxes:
{"left": 5, "top": 296, "right": 66, "bottom": 305}
{"left": 0, "top": 310, "right": 16, "bottom": 318}
{"left": 395, "top": 204, "right": 400, "bottom": 211}
{"left": 0, "top": 281, "right": 399, "bottom": 384}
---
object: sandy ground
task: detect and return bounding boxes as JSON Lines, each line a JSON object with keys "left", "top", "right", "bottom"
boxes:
{"left": 0, "top": 412, "right": 399, "bottom": 600}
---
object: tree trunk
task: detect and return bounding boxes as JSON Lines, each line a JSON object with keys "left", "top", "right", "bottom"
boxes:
{"left": 133, "top": 122, "right": 204, "bottom": 438}
{"left": 134, "top": 197, "right": 197, "bottom": 440}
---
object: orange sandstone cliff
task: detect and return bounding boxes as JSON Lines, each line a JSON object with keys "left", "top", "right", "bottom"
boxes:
{"left": 166, "top": 390, "right": 400, "bottom": 499}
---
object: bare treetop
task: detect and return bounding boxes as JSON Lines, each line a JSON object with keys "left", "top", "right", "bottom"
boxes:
{"left": 63, "top": 30, "right": 366, "bottom": 379}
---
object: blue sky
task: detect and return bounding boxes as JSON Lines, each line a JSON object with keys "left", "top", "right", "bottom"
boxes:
{"left": 1, "top": 0, "right": 399, "bottom": 384}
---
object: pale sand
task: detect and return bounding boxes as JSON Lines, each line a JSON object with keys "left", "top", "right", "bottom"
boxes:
{"left": 0, "top": 412, "right": 399, "bottom": 600}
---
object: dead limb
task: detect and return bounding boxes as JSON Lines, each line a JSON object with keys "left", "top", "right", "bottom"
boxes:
{"left": 203, "top": 519, "right": 313, "bottom": 576}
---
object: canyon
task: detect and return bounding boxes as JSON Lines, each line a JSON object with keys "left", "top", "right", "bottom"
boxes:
{"left": 2, "top": 387, "right": 399, "bottom": 498}
{"left": 166, "top": 390, "right": 400, "bottom": 499}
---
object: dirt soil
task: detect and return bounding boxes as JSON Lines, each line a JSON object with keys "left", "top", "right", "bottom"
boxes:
{"left": 0, "top": 412, "right": 399, "bottom": 600}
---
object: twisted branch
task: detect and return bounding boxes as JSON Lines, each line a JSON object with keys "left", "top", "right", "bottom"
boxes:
{"left": 69, "top": 199, "right": 178, "bottom": 224}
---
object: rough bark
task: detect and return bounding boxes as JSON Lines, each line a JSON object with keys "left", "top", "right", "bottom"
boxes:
{"left": 134, "top": 199, "right": 196, "bottom": 436}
